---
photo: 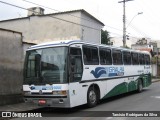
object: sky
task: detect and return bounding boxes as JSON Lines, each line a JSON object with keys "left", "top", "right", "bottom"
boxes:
{"left": 0, "top": 0, "right": 160, "bottom": 40}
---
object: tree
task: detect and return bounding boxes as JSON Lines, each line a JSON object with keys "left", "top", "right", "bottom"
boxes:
{"left": 101, "top": 29, "right": 110, "bottom": 45}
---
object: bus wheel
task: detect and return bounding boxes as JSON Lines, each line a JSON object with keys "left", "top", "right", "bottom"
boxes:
{"left": 137, "top": 80, "right": 143, "bottom": 92}
{"left": 87, "top": 87, "right": 98, "bottom": 107}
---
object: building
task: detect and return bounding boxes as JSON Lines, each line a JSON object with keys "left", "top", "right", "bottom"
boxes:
{"left": 131, "top": 38, "right": 156, "bottom": 56}
{"left": 0, "top": 28, "right": 23, "bottom": 105}
{"left": 131, "top": 38, "right": 160, "bottom": 76}
{"left": 0, "top": 8, "right": 104, "bottom": 49}
{"left": 110, "top": 36, "right": 138, "bottom": 48}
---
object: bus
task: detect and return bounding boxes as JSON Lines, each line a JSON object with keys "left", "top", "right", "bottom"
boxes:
{"left": 23, "top": 40, "right": 152, "bottom": 108}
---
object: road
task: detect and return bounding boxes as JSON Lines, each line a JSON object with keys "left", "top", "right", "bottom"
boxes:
{"left": 13, "top": 82, "right": 160, "bottom": 120}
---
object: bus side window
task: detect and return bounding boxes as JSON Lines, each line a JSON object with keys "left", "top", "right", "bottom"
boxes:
{"left": 139, "top": 54, "right": 145, "bottom": 65}
{"left": 131, "top": 52, "right": 139, "bottom": 65}
{"left": 112, "top": 49, "right": 122, "bottom": 65}
{"left": 123, "top": 51, "right": 131, "bottom": 65}
{"left": 70, "top": 47, "right": 83, "bottom": 82}
{"left": 83, "top": 46, "right": 99, "bottom": 65}
{"left": 100, "top": 48, "right": 112, "bottom": 65}
{"left": 145, "top": 54, "right": 151, "bottom": 65}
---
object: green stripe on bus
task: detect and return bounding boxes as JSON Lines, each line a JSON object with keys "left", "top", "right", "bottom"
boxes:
{"left": 102, "top": 82, "right": 128, "bottom": 99}
{"left": 102, "top": 74, "right": 152, "bottom": 99}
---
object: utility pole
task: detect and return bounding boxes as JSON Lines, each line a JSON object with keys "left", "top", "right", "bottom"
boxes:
{"left": 118, "top": 0, "right": 134, "bottom": 47}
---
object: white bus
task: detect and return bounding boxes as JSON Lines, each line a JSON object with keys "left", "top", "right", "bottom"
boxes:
{"left": 23, "top": 40, "right": 152, "bottom": 108}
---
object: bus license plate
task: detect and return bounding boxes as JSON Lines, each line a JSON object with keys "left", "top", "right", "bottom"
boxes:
{"left": 38, "top": 100, "right": 46, "bottom": 104}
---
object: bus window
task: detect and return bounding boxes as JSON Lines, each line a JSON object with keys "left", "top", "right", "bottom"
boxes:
{"left": 145, "top": 54, "right": 151, "bottom": 65}
{"left": 83, "top": 46, "right": 99, "bottom": 65}
{"left": 27, "top": 54, "right": 36, "bottom": 77}
{"left": 139, "top": 54, "right": 145, "bottom": 65}
{"left": 123, "top": 51, "right": 131, "bottom": 65}
{"left": 70, "top": 47, "right": 83, "bottom": 82}
{"left": 131, "top": 52, "right": 139, "bottom": 65}
{"left": 112, "top": 49, "right": 122, "bottom": 65}
{"left": 99, "top": 48, "right": 112, "bottom": 65}
{"left": 26, "top": 52, "right": 41, "bottom": 78}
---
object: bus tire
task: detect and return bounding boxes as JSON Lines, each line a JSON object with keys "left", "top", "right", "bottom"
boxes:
{"left": 137, "top": 80, "right": 143, "bottom": 92}
{"left": 87, "top": 86, "right": 98, "bottom": 107}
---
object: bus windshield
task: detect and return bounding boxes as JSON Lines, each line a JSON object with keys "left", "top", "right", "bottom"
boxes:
{"left": 24, "top": 47, "right": 68, "bottom": 84}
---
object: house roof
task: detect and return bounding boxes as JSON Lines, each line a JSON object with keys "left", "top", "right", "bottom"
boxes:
{"left": 45, "top": 9, "right": 104, "bottom": 26}
{"left": 0, "top": 28, "right": 22, "bottom": 34}
{"left": 137, "top": 48, "right": 154, "bottom": 56}
{"left": 0, "top": 9, "right": 104, "bottom": 26}
{"left": 23, "top": 41, "right": 36, "bottom": 45}
{"left": 138, "top": 48, "right": 152, "bottom": 52}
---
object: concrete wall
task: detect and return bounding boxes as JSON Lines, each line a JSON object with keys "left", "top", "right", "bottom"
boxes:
{"left": 81, "top": 12, "right": 102, "bottom": 44}
{"left": 0, "top": 12, "right": 81, "bottom": 44}
{"left": 0, "top": 28, "right": 23, "bottom": 105}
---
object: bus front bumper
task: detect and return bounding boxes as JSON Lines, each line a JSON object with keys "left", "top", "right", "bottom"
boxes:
{"left": 24, "top": 95, "right": 70, "bottom": 108}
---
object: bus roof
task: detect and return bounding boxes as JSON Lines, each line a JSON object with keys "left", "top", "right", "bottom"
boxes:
{"left": 28, "top": 40, "right": 82, "bottom": 50}
{"left": 27, "top": 40, "right": 151, "bottom": 55}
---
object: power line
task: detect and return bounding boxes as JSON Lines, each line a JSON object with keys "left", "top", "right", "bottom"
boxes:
{"left": 109, "top": 31, "right": 122, "bottom": 36}
{"left": 1, "top": 0, "right": 149, "bottom": 39}
{"left": 137, "top": 0, "right": 160, "bottom": 25}
{"left": 106, "top": 26, "right": 123, "bottom": 31}
{"left": 23, "top": 0, "right": 95, "bottom": 23}
{"left": 22, "top": 0, "right": 124, "bottom": 32}
{"left": 126, "top": 20, "right": 151, "bottom": 38}
{"left": 0, "top": 0, "right": 101, "bottom": 31}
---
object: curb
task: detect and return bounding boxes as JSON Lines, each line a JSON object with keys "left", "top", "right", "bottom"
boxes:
{"left": 152, "top": 80, "right": 160, "bottom": 83}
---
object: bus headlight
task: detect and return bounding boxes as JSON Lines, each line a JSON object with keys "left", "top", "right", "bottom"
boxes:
{"left": 52, "top": 90, "right": 67, "bottom": 96}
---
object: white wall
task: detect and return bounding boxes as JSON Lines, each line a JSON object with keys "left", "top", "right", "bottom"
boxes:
{"left": 81, "top": 12, "right": 102, "bottom": 44}
{"left": 152, "top": 64, "right": 157, "bottom": 76}
{"left": 110, "top": 37, "right": 139, "bottom": 47}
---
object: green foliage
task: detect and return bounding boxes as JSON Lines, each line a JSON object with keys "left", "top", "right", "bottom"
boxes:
{"left": 101, "top": 29, "right": 110, "bottom": 45}
{"left": 124, "top": 45, "right": 130, "bottom": 49}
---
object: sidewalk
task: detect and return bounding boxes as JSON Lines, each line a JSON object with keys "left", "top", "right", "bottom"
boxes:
{"left": 0, "top": 79, "right": 159, "bottom": 114}
{"left": 152, "top": 78, "right": 160, "bottom": 83}
{"left": 0, "top": 102, "right": 42, "bottom": 112}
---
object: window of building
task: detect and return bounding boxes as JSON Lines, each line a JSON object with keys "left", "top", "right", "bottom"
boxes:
{"left": 99, "top": 48, "right": 112, "bottom": 65}
{"left": 123, "top": 51, "right": 131, "bottom": 65}
{"left": 83, "top": 45, "right": 99, "bottom": 65}
{"left": 112, "top": 49, "right": 122, "bottom": 65}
